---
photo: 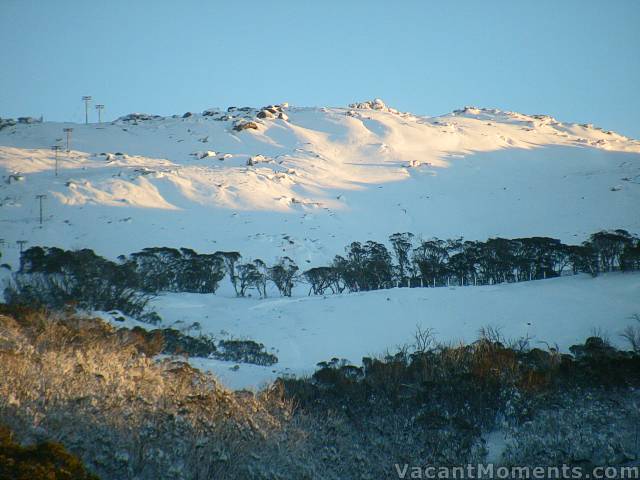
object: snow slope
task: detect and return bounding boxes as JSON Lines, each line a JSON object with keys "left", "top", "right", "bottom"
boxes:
{"left": 1, "top": 101, "right": 639, "bottom": 266}
{"left": 141, "top": 272, "right": 640, "bottom": 390}
{"left": 2, "top": 101, "right": 639, "bottom": 390}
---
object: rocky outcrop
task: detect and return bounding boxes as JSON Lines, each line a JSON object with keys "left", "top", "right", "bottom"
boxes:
{"left": 0, "top": 118, "right": 17, "bottom": 130}
{"left": 349, "top": 98, "right": 387, "bottom": 110}
{"left": 116, "top": 113, "right": 163, "bottom": 123}
{"left": 257, "top": 104, "right": 288, "bottom": 121}
{"left": 232, "top": 120, "right": 259, "bottom": 132}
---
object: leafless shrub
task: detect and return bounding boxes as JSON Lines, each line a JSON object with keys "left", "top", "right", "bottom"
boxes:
{"left": 590, "top": 326, "right": 612, "bottom": 346}
{"left": 413, "top": 324, "right": 436, "bottom": 353}
{"left": 478, "top": 324, "right": 505, "bottom": 345}
{"left": 621, "top": 314, "right": 640, "bottom": 353}
{"left": 507, "top": 333, "right": 532, "bottom": 353}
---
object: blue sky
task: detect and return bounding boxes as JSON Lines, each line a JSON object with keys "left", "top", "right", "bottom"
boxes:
{"left": 1, "top": 0, "right": 639, "bottom": 137}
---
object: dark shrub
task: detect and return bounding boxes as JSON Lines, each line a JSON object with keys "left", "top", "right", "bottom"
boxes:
{"left": 0, "top": 425, "right": 99, "bottom": 480}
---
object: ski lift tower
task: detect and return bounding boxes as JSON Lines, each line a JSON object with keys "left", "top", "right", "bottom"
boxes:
{"left": 63, "top": 127, "right": 73, "bottom": 152}
{"left": 82, "top": 96, "right": 92, "bottom": 124}
{"left": 51, "top": 145, "right": 62, "bottom": 176}
{"left": 95, "top": 104, "right": 105, "bottom": 123}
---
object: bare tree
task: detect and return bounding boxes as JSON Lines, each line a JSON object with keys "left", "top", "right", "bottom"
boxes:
{"left": 621, "top": 314, "right": 640, "bottom": 353}
{"left": 413, "top": 325, "right": 436, "bottom": 353}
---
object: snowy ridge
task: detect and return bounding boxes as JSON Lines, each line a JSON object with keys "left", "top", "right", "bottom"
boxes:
{"left": 1, "top": 100, "right": 639, "bottom": 266}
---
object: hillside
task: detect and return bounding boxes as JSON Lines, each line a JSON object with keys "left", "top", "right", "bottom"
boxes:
{"left": 2, "top": 101, "right": 640, "bottom": 475}
{"left": 1, "top": 100, "right": 639, "bottom": 267}
{"left": 2, "top": 100, "right": 640, "bottom": 390}
{"left": 115, "top": 271, "right": 639, "bottom": 390}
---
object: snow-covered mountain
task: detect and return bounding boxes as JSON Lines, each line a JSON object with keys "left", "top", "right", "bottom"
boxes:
{"left": 2, "top": 100, "right": 640, "bottom": 389}
{"left": 1, "top": 100, "right": 639, "bottom": 266}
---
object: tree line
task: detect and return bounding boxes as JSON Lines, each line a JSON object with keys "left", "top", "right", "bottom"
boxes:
{"left": 8, "top": 230, "right": 640, "bottom": 306}
{"left": 304, "top": 229, "right": 639, "bottom": 294}
{"left": 12, "top": 246, "right": 299, "bottom": 299}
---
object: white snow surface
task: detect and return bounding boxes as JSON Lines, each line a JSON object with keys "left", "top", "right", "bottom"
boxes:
{"left": 1, "top": 103, "right": 639, "bottom": 265}
{"left": 114, "top": 272, "right": 638, "bottom": 390}
{"left": 2, "top": 101, "right": 639, "bottom": 389}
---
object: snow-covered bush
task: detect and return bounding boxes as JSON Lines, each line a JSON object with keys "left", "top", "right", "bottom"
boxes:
{"left": 2, "top": 306, "right": 639, "bottom": 478}
{"left": 0, "top": 307, "right": 302, "bottom": 480}
{"left": 216, "top": 339, "right": 278, "bottom": 366}
{"left": 502, "top": 390, "right": 640, "bottom": 467}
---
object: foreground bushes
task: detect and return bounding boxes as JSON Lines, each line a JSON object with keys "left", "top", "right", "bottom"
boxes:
{"left": 283, "top": 330, "right": 640, "bottom": 411}
{"left": 0, "top": 306, "right": 305, "bottom": 479}
{"left": 502, "top": 391, "right": 640, "bottom": 467}
{"left": 0, "top": 425, "right": 98, "bottom": 480}
{"left": 1, "top": 307, "right": 639, "bottom": 478}
{"left": 279, "top": 330, "right": 640, "bottom": 471}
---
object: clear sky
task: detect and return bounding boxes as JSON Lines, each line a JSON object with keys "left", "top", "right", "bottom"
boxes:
{"left": 1, "top": 0, "right": 639, "bottom": 138}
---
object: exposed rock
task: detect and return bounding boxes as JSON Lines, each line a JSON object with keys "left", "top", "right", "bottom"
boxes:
{"left": 257, "top": 110, "right": 274, "bottom": 119}
{"left": 232, "top": 120, "right": 259, "bottom": 132}
{"left": 191, "top": 151, "right": 217, "bottom": 160}
{"left": 116, "top": 113, "right": 163, "bottom": 123}
{"left": 6, "top": 174, "right": 25, "bottom": 184}
{"left": 202, "top": 108, "right": 221, "bottom": 117}
{"left": 17, "top": 116, "right": 42, "bottom": 124}
{"left": 453, "top": 106, "right": 482, "bottom": 115}
{"left": 0, "top": 118, "right": 17, "bottom": 130}
{"left": 247, "top": 154, "right": 269, "bottom": 166}
{"left": 349, "top": 98, "right": 387, "bottom": 110}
